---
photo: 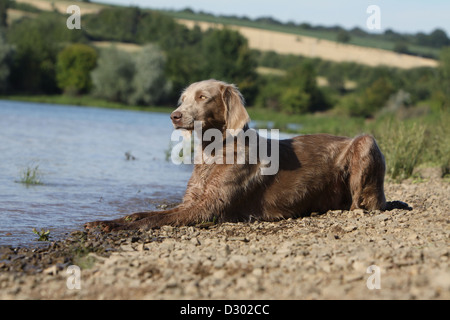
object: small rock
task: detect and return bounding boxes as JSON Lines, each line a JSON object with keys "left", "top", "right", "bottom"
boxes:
{"left": 344, "top": 225, "right": 357, "bottom": 233}
{"left": 227, "top": 236, "right": 249, "bottom": 242}
{"left": 190, "top": 237, "right": 201, "bottom": 246}
{"left": 43, "top": 265, "right": 59, "bottom": 275}
{"left": 375, "top": 213, "right": 390, "bottom": 222}
{"left": 353, "top": 209, "right": 366, "bottom": 216}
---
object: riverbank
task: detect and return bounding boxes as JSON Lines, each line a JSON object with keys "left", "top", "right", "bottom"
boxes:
{"left": 1, "top": 178, "right": 448, "bottom": 300}
{"left": 1, "top": 95, "right": 175, "bottom": 114}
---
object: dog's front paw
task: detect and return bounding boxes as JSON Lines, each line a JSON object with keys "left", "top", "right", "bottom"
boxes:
{"left": 84, "top": 220, "right": 123, "bottom": 232}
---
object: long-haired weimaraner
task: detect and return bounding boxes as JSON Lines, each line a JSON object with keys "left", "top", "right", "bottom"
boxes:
{"left": 86, "top": 79, "right": 387, "bottom": 231}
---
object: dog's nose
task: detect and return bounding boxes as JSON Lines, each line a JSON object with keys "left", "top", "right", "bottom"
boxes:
{"left": 171, "top": 111, "right": 182, "bottom": 123}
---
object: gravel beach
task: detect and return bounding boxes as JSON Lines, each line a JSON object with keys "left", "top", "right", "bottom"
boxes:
{"left": 0, "top": 178, "right": 449, "bottom": 300}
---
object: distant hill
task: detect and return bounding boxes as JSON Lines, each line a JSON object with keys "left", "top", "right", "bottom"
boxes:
{"left": 164, "top": 8, "right": 447, "bottom": 59}
{"left": 176, "top": 19, "right": 438, "bottom": 69}
{"left": 8, "top": 0, "right": 441, "bottom": 69}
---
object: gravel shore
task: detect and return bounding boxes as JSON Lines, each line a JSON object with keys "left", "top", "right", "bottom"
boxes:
{"left": 1, "top": 179, "right": 449, "bottom": 300}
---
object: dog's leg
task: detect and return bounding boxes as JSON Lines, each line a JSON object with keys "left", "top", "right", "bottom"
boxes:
{"left": 348, "top": 135, "right": 386, "bottom": 211}
{"left": 84, "top": 208, "right": 180, "bottom": 232}
{"left": 89, "top": 201, "right": 220, "bottom": 231}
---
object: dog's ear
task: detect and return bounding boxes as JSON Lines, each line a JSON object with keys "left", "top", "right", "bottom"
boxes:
{"left": 220, "top": 84, "right": 250, "bottom": 131}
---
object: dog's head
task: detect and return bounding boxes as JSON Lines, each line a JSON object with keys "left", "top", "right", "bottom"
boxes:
{"left": 171, "top": 79, "right": 250, "bottom": 132}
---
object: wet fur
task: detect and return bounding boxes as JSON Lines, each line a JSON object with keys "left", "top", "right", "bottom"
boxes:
{"left": 85, "top": 79, "right": 386, "bottom": 231}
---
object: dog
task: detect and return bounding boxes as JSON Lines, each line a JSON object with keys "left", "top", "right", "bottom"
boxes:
{"left": 85, "top": 79, "right": 386, "bottom": 231}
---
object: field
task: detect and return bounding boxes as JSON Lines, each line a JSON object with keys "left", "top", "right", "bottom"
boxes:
{"left": 165, "top": 10, "right": 442, "bottom": 59}
{"left": 177, "top": 19, "right": 438, "bottom": 69}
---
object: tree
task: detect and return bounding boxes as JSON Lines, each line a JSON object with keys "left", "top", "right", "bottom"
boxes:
{"left": 360, "top": 77, "right": 395, "bottom": 117}
{"left": 7, "top": 13, "right": 85, "bottom": 93}
{"left": 435, "top": 47, "right": 450, "bottom": 108}
{"left": 416, "top": 29, "right": 450, "bottom": 48}
{"left": 91, "top": 47, "right": 135, "bottom": 103}
{"left": 201, "top": 28, "right": 258, "bottom": 104}
{"left": 336, "top": 30, "right": 351, "bottom": 43}
{"left": 393, "top": 41, "right": 409, "bottom": 54}
{"left": 129, "top": 44, "right": 171, "bottom": 105}
{"left": 428, "top": 29, "right": 450, "bottom": 47}
{"left": 281, "top": 62, "right": 329, "bottom": 114}
{"left": 91, "top": 45, "right": 171, "bottom": 105}
{"left": 56, "top": 44, "right": 97, "bottom": 94}
{"left": 0, "top": 33, "right": 12, "bottom": 92}
{"left": 83, "top": 7, "right": 140, "bottom": 42}
{"left": 0, "top": 0, "right": 12, "bottom": 28}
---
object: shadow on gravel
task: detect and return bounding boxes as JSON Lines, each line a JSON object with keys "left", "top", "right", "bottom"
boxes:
{"left": 385, "top": 200, "right": 413, "bottom": 211}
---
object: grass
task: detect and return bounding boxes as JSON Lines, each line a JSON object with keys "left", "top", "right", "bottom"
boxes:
{"left": 32, "top": 228, "right": 50, "bottom": 241}
{"left": 376, "top": 120, "right": 426, "bottom": 181}
{"left": 19, "top": 164, "right": 43, "bottom": 185}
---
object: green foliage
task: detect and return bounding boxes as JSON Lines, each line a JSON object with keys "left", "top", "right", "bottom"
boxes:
{"left": 0, "top": 0, "right": 10, "bottom": 28}
{"left": 0, "top": 32, "right": 12, "bottom": 92}
{"left": 166, "top": 8, "right": 446, "bottom": 58}
{"left": 7, "top": 12, "right": 85, "bottom": 93}
{"left": 19, "top": 164, "right": 43, "bottom": 185}
{"left": 201, "top": 28, "right": 258, "bottom": 104}
{"left": 32, "top": 228, "right": 50, "bottom": 242}
{"left": 91, "top": 47, "right": 135, "bottom": 103}
{"left": 359, "top": 77, "right": 395, "bottom": 117}
{"left": 92, "top": 45, "right": 170, "bottom": 105}
{"left": 129, "top": 44, "right": 171, "bottom": 105}
{"left": 393, "top": 41, "right": 409, "bottom": 54}
{"left": 435, "top": 47, "right": 450, "bottom": 108}
{"left": 376, "top": 120, "right": 426, "bottom": 181}
{"left": 326, "top": 64, "right": 345, "bottom": 92}
{"left": 336, "top": 30, "right": 351, "bottom": 43}
{"left": 84, "top": 7, "right": 194, "bottom": 48}
{"left": 281, "top": 62, "right": 329, "bottom": 113}
{"left": 415, "top": 29, "right": 450, "bottom": 48}
{"left": 84, "top": 7, "right": 140, "bottom": 42}
{"left": 56, "top": 44, "right": 98, "bottom": 94}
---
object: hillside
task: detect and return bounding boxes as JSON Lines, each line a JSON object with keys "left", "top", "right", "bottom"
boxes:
{"left": 9, "top": 0, "right": 438, "bottom": 69}
{"left": 177, "top": 19, "right": 438, "bottom": 69}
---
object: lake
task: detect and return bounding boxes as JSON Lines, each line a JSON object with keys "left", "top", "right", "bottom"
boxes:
{"left": 0, "top": 100, "right": 193, "bottom": 246}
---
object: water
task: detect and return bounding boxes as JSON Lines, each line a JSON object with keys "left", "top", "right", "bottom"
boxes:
{"left": 0, "top": 100, "right": 193, "bottom": 246}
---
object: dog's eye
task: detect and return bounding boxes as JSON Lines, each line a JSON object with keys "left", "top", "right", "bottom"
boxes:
{"left": 199, "top": 95, "right": 207, "bottom": 100}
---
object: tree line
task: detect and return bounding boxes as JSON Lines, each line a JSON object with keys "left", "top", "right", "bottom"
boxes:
{"left": 0, "top": 4, "right": 449, "bottom": 118}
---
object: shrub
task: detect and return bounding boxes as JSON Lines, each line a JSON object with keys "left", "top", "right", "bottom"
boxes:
{"left": 7, "top": 13, "right": 85, "bottom": 93}
{"left": 281, "top": 62, "right": 330, "bottom": 113}
{"left": 376, "top": 120, "right": 426, "bottom": 181}
{"left": 201, "top": 28, "right": 258, "bottom": 104}
{"left": 91, "top": 45, "right": 171, "bottom": 105}
{"left": 0, "top": 33, "right": 12, "bottom": 92}
{"left": 359, "top": 77, "right": 395, "bottom": 117}
{"left": 128, "top": 44, "right": 171, "bottom": 105}
{"left": 56, "top": 44, "right": 98, "bottom": 95}
{"left": 336, "top": 30, "right": 351, "bottom": 43}
{"left": 91, "top": 47, "right": 135, "bottom": 103}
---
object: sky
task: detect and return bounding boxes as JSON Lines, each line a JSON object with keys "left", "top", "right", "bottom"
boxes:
{"left": 92, "top": 0, "right": 450, "bottom": 35}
